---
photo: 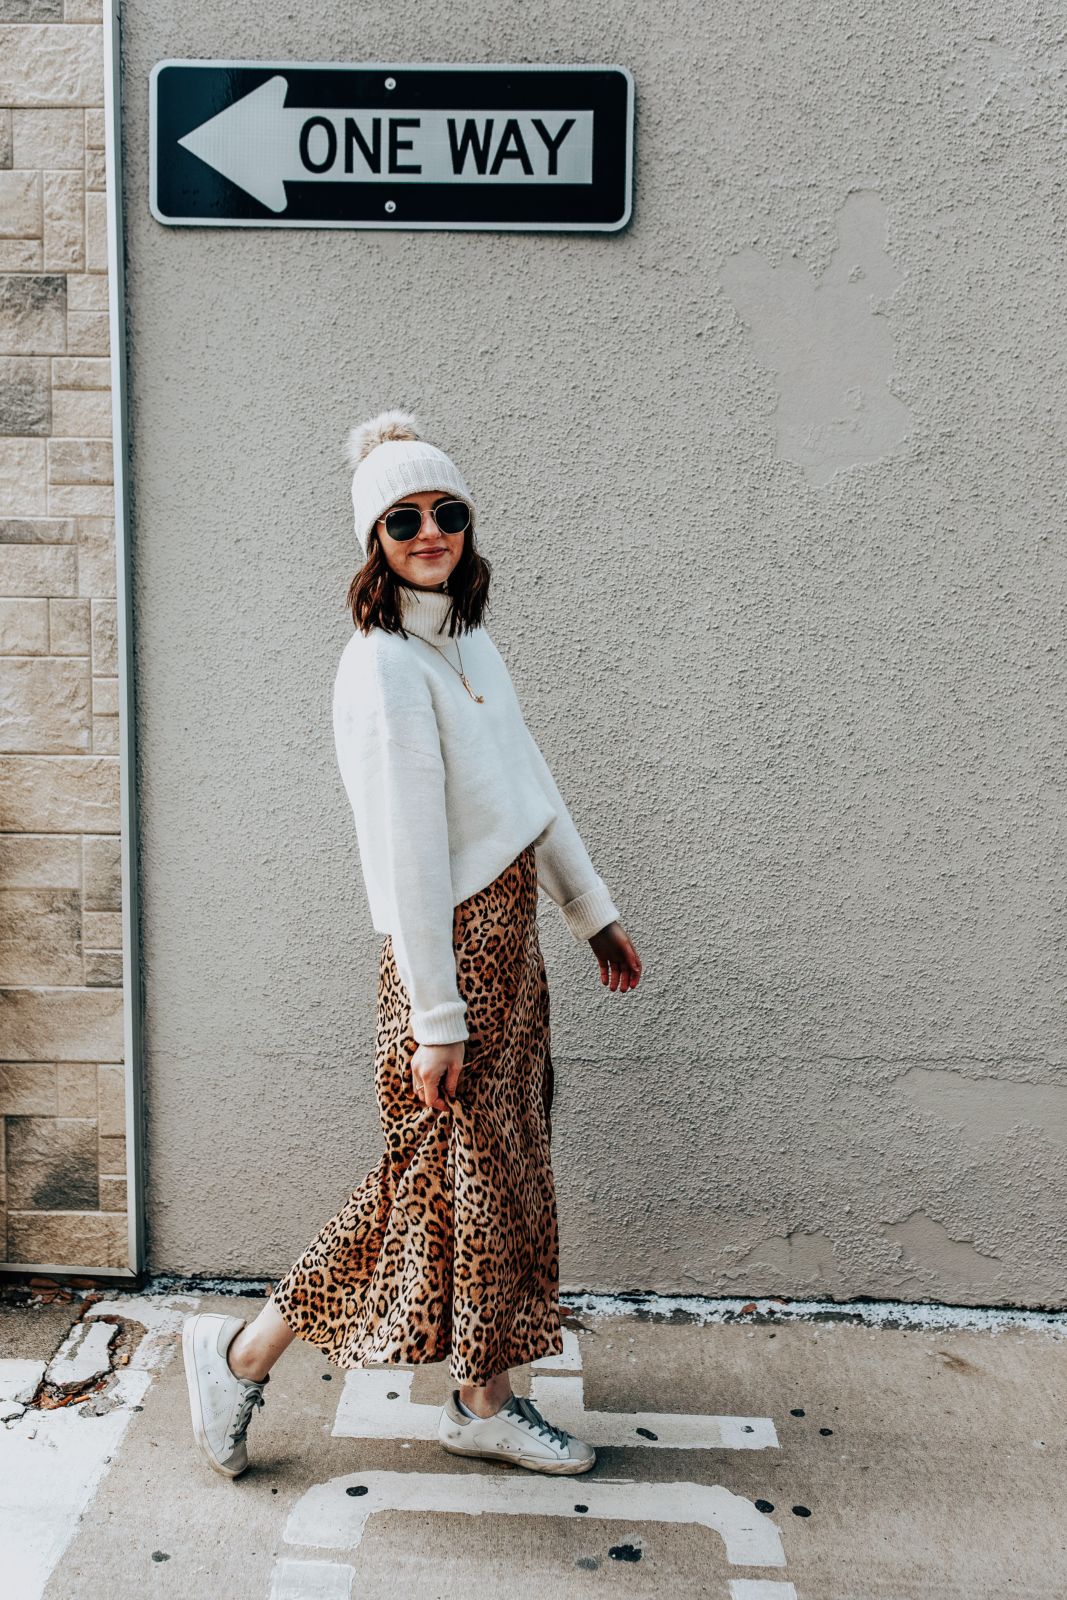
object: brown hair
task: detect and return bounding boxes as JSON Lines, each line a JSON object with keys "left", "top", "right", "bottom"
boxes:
{"left": 345, "top": 518, "right": 492, "bottom": 638}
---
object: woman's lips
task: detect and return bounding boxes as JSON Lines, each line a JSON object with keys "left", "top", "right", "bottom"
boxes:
{"left": 414, "top": 550, "right": 446, "bottom": 557}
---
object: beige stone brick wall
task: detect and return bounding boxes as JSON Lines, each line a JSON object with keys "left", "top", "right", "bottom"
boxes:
{"left": 0, "top": 0, "right": 128, "bottom": 1271}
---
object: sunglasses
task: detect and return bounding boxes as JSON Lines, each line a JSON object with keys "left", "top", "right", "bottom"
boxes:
{"left": 377, "top": 499, "right": 472, "bottom": 542}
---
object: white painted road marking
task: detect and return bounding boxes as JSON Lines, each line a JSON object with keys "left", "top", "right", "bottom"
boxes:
{"left": 331, "top": 1365, "right": 778, "bottom": 1450}
{"left": 0, "top": 1366, "right": 153, "bottom": 1600}
{"left": 0, "top": 1358, "right": 46, "bottom": 1413}
{"left": 45, "top": 1318, "right": 116, "bottom": 1390}
{"left": 269, "top": 1325, "right": 799, "bottom": 1592}
{"left": 268, "top": 1558, "right": 355, "bottom": 1598}
{"left": 84, "top": 1293, "right": 201, "bottom": 1372}
{"left": 283, "top": 1471, "right": 788, "bottom": 1568}
{"left": 730, "top": 1583, "right": 800, "bottom": 1598}
{"left": 303, "top": 1331, "right": 796, "bottom": 1590}
{"left": 529, "top": 1371, "right": 780, "bottom": 1450}
{"left": 332, "top": 1333, "right": 779, "bottom": 1451}
{"left": 0, "top": 1295, "right": 198, "bottom": 1600}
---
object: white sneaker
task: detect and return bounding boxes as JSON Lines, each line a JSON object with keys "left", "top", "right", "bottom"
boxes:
{"left": 438, "top": 1389, "right": 595, "bottom": 1475}
{"left": 181, "top": 1312, "right": 270, "bottom": 1479}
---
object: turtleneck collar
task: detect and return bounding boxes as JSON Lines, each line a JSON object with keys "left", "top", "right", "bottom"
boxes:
{"left": 398, "top": 582, "right": 456, "bottom": 643}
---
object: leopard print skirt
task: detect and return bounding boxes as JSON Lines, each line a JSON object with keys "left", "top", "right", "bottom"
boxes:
{"left": 270, "top": 841, "right": 564, "bottom": 1385}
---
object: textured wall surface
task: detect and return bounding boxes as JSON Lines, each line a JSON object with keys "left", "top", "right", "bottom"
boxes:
{"left": 0, "top": 3, "right": 130, "bottom": 1272}
{"left": 126, "top": 3, "right": 1065, "bottom": 1304}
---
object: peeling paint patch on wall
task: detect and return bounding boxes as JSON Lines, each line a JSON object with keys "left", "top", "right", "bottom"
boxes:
{"left": 719, "top": 189, "right": 912, "bottom": 485}
{"left": 885, "top": 1210, "right": 1001, "bottom": 1290}
{"left": 898, "top": 1066, "right": 1067, "bottom": 1149}
{"left": 725, "top": 1231, "right": 838, "bottom": 1293}
{"left": 943, "top": 35, "right": 1067, "bottom": 126}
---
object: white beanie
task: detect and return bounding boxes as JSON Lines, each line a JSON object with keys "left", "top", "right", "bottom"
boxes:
{"left": 345, "top": 410, "right": 475, "bottom": 557}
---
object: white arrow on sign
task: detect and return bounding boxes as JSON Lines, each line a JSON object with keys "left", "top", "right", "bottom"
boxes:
{"left": 177, "top": 75, "right": 594, "bottom": 213}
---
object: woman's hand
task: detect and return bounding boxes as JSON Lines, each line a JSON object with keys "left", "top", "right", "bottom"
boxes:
{"left": 588, "top": 921, "right": 642, "bottom": 992}
{"left": 410, "top": 1040, "right": 466, "bottom": 1110}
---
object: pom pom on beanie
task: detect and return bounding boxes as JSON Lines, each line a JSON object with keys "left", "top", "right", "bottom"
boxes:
{"left": 343, "top": 409, "right": 423, "bottom": 471}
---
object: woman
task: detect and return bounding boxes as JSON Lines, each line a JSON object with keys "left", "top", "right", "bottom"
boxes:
{"left": 181, "top": 411, "right": 642, "bottom": 1481}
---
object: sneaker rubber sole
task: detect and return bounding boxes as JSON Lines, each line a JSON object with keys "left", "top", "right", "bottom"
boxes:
{"left": 439, "top": 1435, "right": 596, "bottom": 1474}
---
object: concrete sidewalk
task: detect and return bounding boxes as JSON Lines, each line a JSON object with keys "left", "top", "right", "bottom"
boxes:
{"left": 0, "top": 1279, "right": 1063, "bottom": 1599}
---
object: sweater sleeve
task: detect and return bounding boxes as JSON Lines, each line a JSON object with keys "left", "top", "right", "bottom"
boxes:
{"left": 522, "top": 722, "right": 620, "bottom": 942}
{"left": 336, "top": 652, "right": 468, "bottom": 1046}
{"left": 375, "top": 735, "right": 469, "bottom": 1045}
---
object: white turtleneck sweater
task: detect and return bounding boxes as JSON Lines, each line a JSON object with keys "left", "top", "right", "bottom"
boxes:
{"left": 331, "top": 583, "right": 620, "bottom": 1046}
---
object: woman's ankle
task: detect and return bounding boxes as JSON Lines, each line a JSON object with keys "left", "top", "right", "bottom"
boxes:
{"left": 458, "top": 1378, "right": 512, "bottom": 1417}
{"left": 227, "top": 1330, "right": 271, "bottom": 1383}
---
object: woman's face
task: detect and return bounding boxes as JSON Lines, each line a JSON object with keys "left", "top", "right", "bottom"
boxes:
{"left": 374, "top": 488, "right": 468, "bottom": 591}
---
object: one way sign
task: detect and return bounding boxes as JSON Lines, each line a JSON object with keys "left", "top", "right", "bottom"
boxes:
{"left": 150, "top": 60, "right": 634, "bottom": 232}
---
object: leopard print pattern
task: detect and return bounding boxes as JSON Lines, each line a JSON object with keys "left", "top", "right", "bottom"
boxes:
{"left": 271, "top": 842, "right": 564, "bottom": 1385}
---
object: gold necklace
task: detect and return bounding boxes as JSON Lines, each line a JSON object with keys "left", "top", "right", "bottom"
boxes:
{"left": 419, "top": 634, "right": 485, "bottom": 703}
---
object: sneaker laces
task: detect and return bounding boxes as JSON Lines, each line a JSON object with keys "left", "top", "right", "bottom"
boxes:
{"left": 502, "top": 1394, "right": 570, "bottom": 1448}
{"left": 229, "top": 1374, "right": 268, "bottom": 1448}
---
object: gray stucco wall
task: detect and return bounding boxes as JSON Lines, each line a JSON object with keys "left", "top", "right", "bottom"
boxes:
{"left": 125, "top": 4, "right": 1065, "bottom": 1304}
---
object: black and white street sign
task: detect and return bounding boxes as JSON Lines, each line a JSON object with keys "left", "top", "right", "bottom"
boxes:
{"left": 150, "top": 60, "right": 633, "bottom": 232}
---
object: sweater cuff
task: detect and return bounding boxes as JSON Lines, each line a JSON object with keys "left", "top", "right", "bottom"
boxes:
{"left": 411, "top": 999, "right": 469, "bottom": 1046}
{"left": 560, "top": 881, "right": 620, "bottom": 942}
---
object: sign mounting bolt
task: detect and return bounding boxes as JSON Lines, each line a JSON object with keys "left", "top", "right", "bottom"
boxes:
{"left": 384, "top": 77, "right": 396, "bottom": 90}
{"left": 384, "top": 200, "right": 397, "bottom": 213}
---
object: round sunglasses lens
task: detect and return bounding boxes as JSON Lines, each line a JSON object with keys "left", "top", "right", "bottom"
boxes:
{"left": 384, "top": 507, "right": 422, "bottom": 540}
{"left": 435, "top": 500, "right": 471, "bottom": 535}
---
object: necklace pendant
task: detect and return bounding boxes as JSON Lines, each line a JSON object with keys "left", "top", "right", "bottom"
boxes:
{"left": 461, "top": 674, "right": 485, "bottom": 703}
